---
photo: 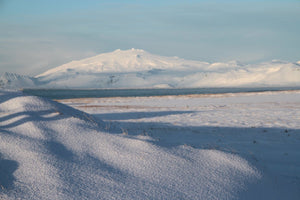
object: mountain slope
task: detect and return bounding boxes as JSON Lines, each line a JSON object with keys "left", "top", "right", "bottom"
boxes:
{"left": 0, "top": 72, "right": 37, "bottom": 89}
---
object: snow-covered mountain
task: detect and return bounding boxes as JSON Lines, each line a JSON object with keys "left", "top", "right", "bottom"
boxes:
{"left": 0, "top": 72, "right": 37, "bottom": 89}
{"left": 37, "top": 48, "right": 209, "bottom": 76}
{"left": 2, "top": 49, "right": 300, "bottom": 89}
{"left": 35, "top": 48, "right": 210, "bottom": 88}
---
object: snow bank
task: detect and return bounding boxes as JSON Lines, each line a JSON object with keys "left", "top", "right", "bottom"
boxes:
{"left": 0, "top": 90, "right": 291, "bottom": 199}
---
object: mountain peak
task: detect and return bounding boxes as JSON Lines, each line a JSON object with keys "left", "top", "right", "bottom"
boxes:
{"left": 108, "top": 48, "right": 147, "bottom": 57}
{"left": 130, "top": 48, "right": 145, "bottom": 52}
{"left": 36, "top": 49, "right": 196, "bottom": 78}
{"left": 113, "top": 48, "right": 145, "bottom": 54}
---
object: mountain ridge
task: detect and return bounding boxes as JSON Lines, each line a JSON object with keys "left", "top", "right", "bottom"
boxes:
{"left": 1, "top": 49, "right": 300, "bottom": 89}
{"left": 0, "top": 72, "right": 37, "bottom": 89}
{"left": 36, "top": 48, "right": 209, "bottom": 78}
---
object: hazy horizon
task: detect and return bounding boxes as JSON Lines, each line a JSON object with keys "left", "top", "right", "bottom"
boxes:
{"left": 1, "top": 0, "right": 300, "bottom": 76}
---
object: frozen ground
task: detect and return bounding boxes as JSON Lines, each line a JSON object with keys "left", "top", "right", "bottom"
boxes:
{"left": 61, "top": 91, "right": 300, "bottom": 198}
{"left": 0, "top": 90, "right": 300, "bottom": 199}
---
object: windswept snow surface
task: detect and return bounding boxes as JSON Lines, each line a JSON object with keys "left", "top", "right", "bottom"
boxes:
{"left": 1, "top": 90, "right": 299, "bottom": 199}
{"left": 61, "top": 91, "right": 300, "bottom": 200}
{"left": 1, "top": 49, "right": 296, "bottom": 89}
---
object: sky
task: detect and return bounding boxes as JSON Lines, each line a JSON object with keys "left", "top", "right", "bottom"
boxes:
{"left": 0, "top": 0, "right": 300, "bottom": 76}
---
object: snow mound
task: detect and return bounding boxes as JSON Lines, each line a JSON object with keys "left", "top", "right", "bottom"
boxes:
{"left": 0, "top": 90, "right": 284, "bottom": 200}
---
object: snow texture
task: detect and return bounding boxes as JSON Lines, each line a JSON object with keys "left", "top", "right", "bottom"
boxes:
{"left": 1, "top": 89, "right": 300, "bottom": 199}
{"left": 1, "top": 49, "right": 300, "bottom": 89}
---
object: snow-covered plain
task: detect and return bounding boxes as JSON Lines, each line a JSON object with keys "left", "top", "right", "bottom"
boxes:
{"left": 1, "top": 89, "right": 299, "bottom": 199}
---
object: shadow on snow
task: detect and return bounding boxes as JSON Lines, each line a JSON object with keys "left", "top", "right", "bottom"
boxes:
{"left": 0, "top": 103, "right": 299, "bottom": 198}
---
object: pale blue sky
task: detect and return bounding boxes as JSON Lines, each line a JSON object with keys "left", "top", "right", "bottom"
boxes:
{"left": 1, "top": 0, "right": 300, "bottom": 75}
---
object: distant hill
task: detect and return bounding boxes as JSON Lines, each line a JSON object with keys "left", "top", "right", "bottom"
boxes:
{"left": 2, "top": 49, "right": 300, "bottom": 89}
{"left": 0, "top": 72, "right": 37, "bottom": 89}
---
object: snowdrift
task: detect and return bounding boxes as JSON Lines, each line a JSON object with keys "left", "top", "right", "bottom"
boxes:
{"left": 0, "top": 90, "right": 294, "bottom": 199}
{"left": 1, "top": 49, "right": 300, "bottom": 89}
